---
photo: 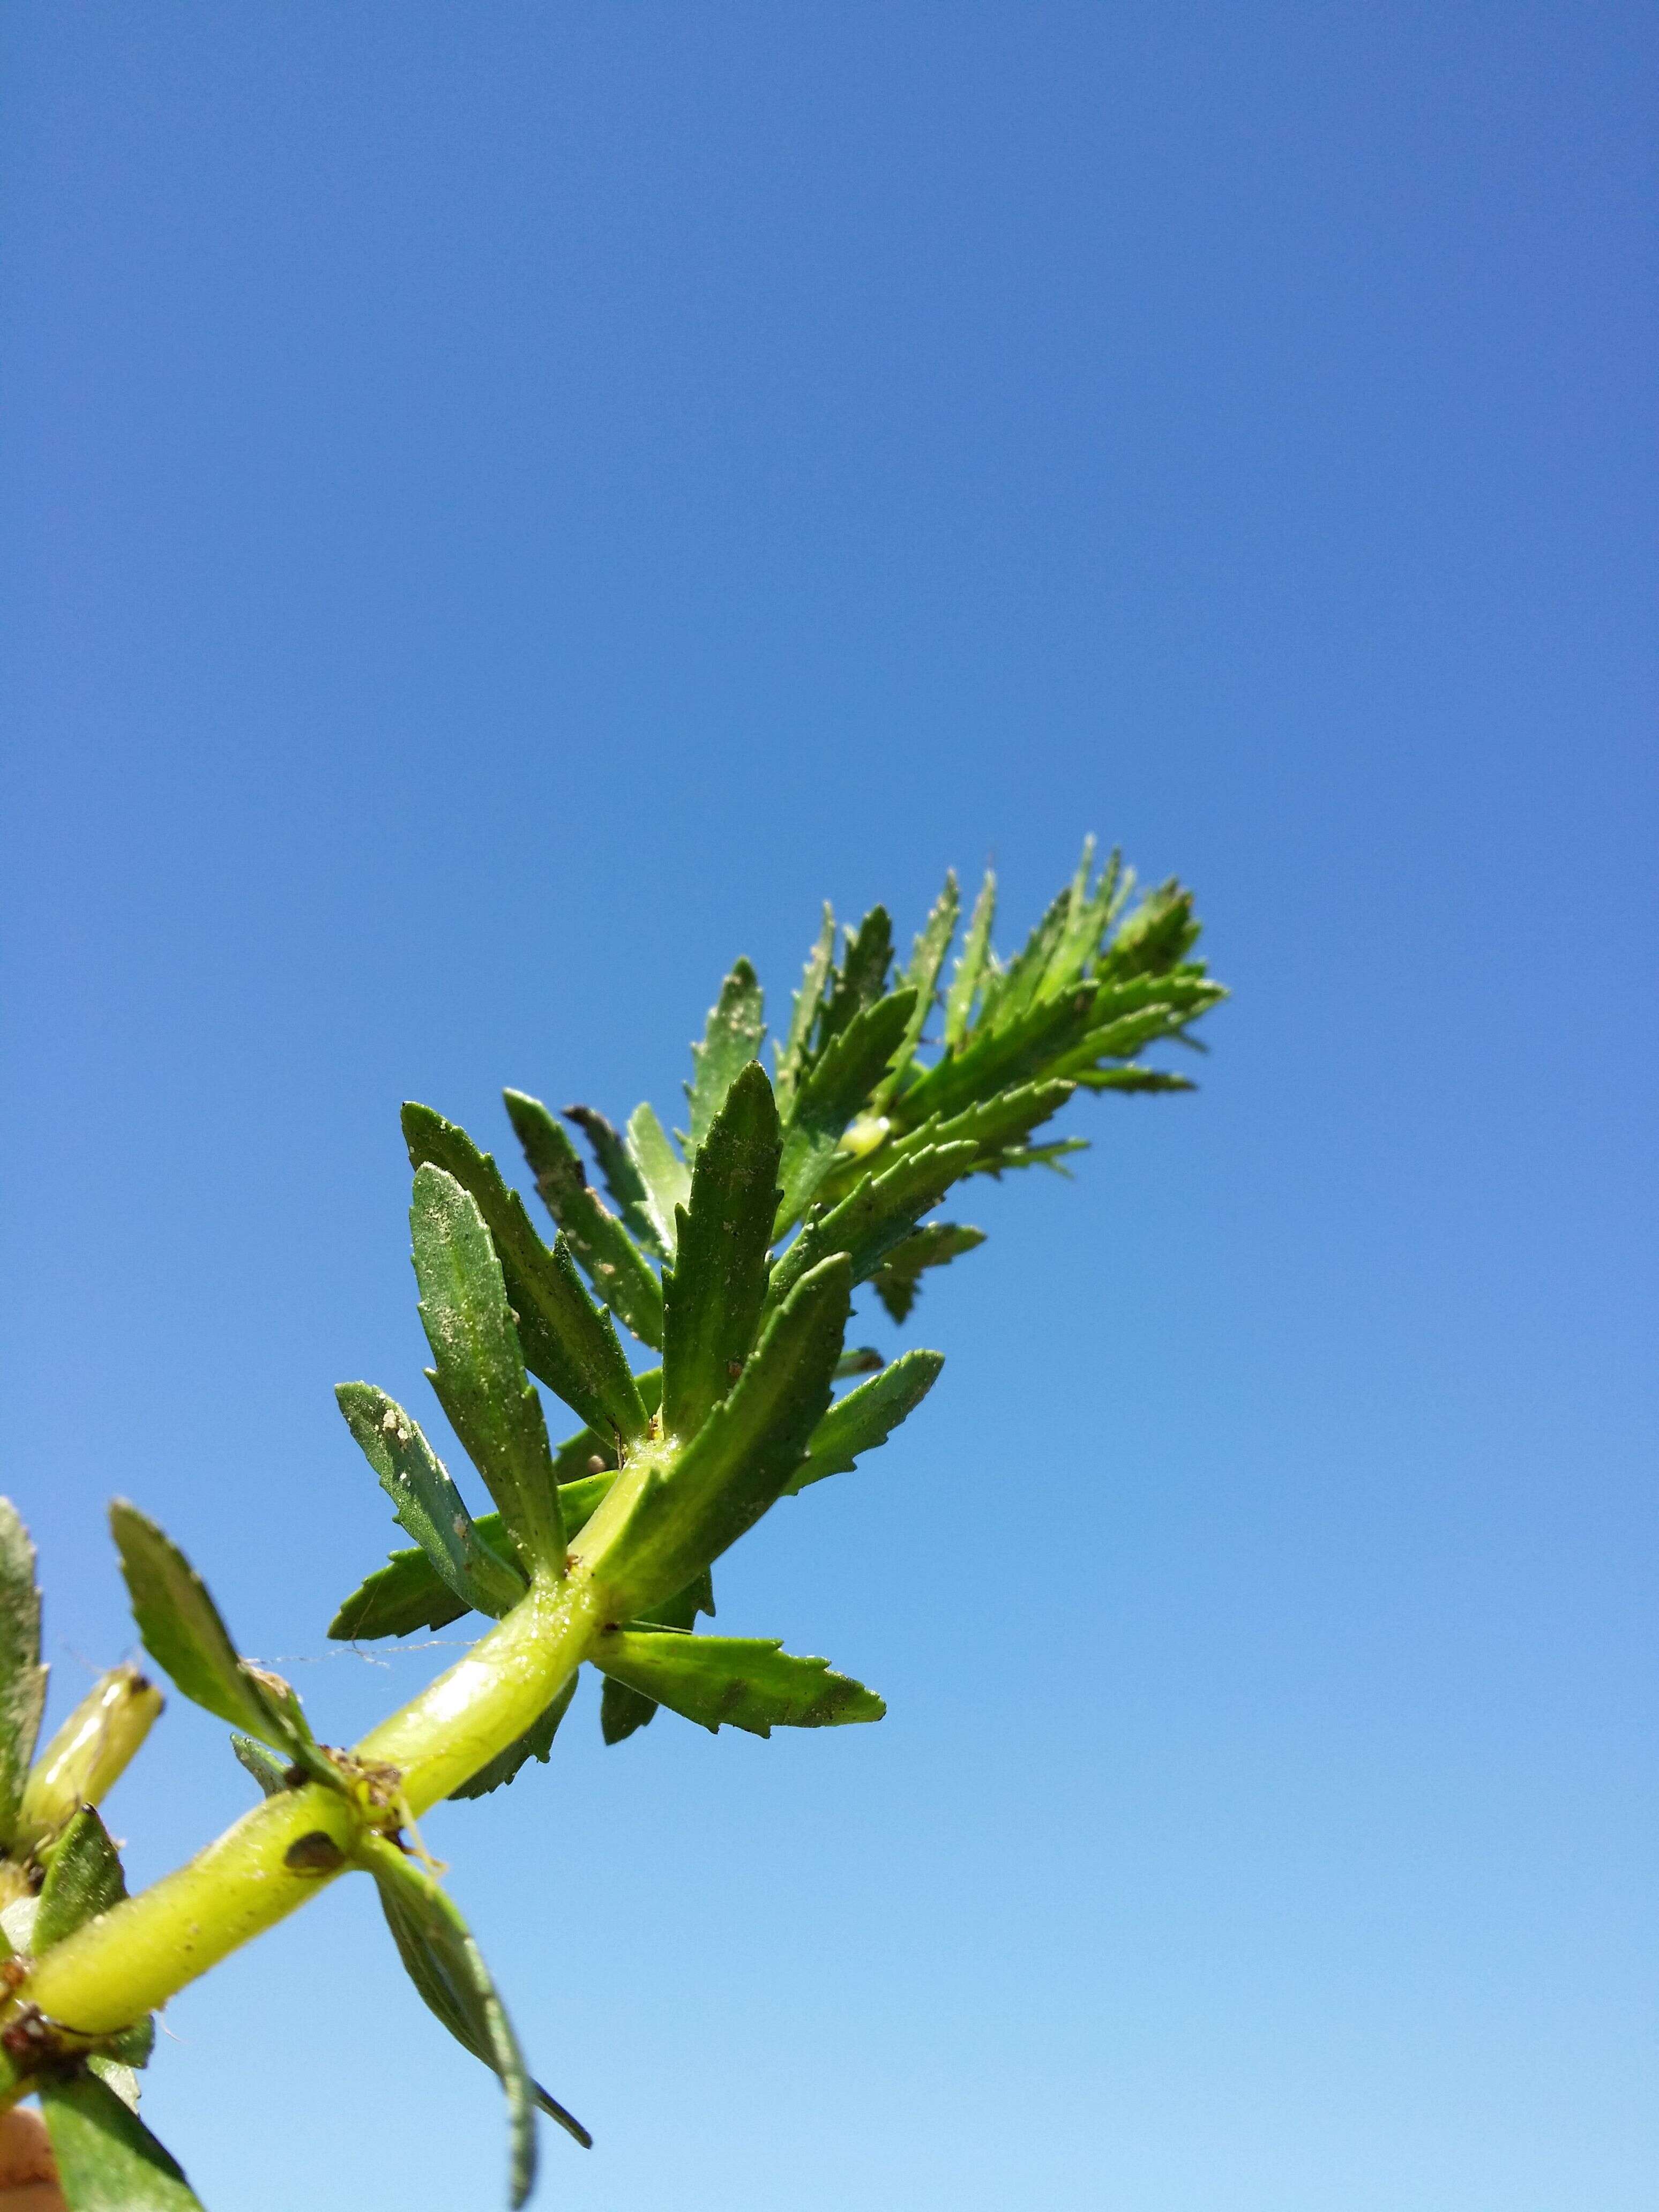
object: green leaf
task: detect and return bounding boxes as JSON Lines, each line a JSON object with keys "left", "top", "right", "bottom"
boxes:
{"left": 834, "top": 1346, "right": 885, "bottom": 1379}
{"left": 0, "top": 1498, "right": 47, "bottom": 1851}
{"left": 870, "top": 1224, "right": 985, "bottom": 1324}
{"left": 405, "top": 1108, "right": 648, "bottom": 1446}
{"left": 410, "top": 1164, "right": 567, "bottom": 1574}
{"left": 977, "top": 1137, "right": 1091, "bottom": 1175}
{"left": 327, "top": 1476, "right": 615, "bottom": 1643}
{"left": 328, "top": 1553, "right": 470, "bottom": 1643}
{"left": 597, "top": 1572, "right": 715, "bottom": 1744}
{"left": 684, "top": 959, "right": 765, "bottom": 1157}
{"left": 231, "top": 1734, "right": 292, "bottom": 1797}
{"left": 767, "top": 1138, "right": 978, "bottom": 1310}
{"left": 359, "top": 1833, "right": 591, "bottom": 2203}
{"left": 595, "top": 1631, "right": 885, "bottom": 1737}
{"left": 86, "top": 2057, "right": 142, "bottom": 2111}
{"left": 1047, "top": 1003, "right": 1186, "bottom": 1075}
{"left": 776, "top": 990, "right": 917, "bottom": 1225}
{"left": 450, "top": 1672, "right": 577, "bottom": 1800}
{"left": 1071, "top": 1066, "right": 1195, "bottom": 1094}
{"left": 612, "top": 1256, "right": 851, "bottom": 1608}
{"left": 941, "top": 868, "right": 996, "bottom": 1050}
{"left": 503, "top": 1090, "right": 665, "bottom": 1349}
{"left": 1097, "top": 881, "right": 1202, "bottom": 977}
{"left": 624, "top": 1101, "right": 691, "bottom": 1259}
{"left": 980, "top": 880, "right": 1072, "bottom": 1034}
{"left": 787, "top": 1348, "right": 945, "bottom": 1489}
{"left": 661, "top": 1063, "right": 782, "bottom": 1444}
{"left": 1044, "top": 840, "right": 1127, "bottom": 995}
{"left": 335, "top": 1384, "right": 527, "bottom": 1619}
{"left": 40, "top": 2071, "right": 207, "bottom": 2211}
{"left": 893, "top": 1078, "right": 1075, "bottom": 1176}
{"left": 561, "top": 1103, "right": 664, "bottom": 1256}
{"left": 773, "top": 904, "right": 835, "bottom": 1108}
{"left": 894, "top": 983, "right": 1094, "bottom": 1131}
{"left": 599, "top": 1675, "right": 657, "bottom": 1746}
{"left": 872, "top": 872, "right": 960, "bottom": 1109}
{"left": 814, "top": 907, "right": 894, "bottom": 1055}
{"left": 103, "top": 2015, "right": 157, "bottom": 2072}
{"left": 108, "top": 1502, "right": 310, "bottom": 1760}
{"left": 1038, "top": 835, "right": 1100, "bottom": 988}
{"left": 35, "top": 1806, "right": 128, "bottom": 1950}
{"left": 1037, "top": 971, "right": 1221, "bottom": 1085}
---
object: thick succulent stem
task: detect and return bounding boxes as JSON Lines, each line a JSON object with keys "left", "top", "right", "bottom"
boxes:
{"left": 18, "top": 1565, "right": 612, "bottom": 2039}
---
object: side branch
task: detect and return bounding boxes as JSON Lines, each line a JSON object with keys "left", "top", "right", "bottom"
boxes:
{"left": 17, "top": 1570, "right": 609, "bottom": 2041}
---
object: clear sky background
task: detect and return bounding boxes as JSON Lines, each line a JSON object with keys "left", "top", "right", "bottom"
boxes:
{"left": 3, "top": 9, "right": 1654, "bottom": 2209}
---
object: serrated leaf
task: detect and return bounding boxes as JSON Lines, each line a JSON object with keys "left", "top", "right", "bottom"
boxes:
{"left": 108, "top": 1503, "right": 309, "bottom": 1760}
{"left": 662, "top": 1063, "right": 781, "bottom": 1444}
{"left": 1044, "top": 840, "right": 1127, "bottom": 995}
{"left": 405, "top": 1108, "right": 648, "bottom": 1446}
{"left": 685, "top": 959, "right": 765, "bottom": 1157}
{"left": 328, "top": 1554, "right": 470, "bottom": 1643}
{"left": 613, "top": 1256, "right": 851, "bottom": 1609}
{"left": 1099, "top": 967, "right": 1222, "bottom": 1014}
{"left": 814, "top": 907, "right": 894, "bottom": 1058}
{"left": 773, "top": 904, "right": 835, "bottom": 1108}
{"left": 35, "top": 1806, "right": 128, "bottom": 1950}
{"left": 776, "top": 990, "right": 917, "bottom": 1226}
{"left": 767, "top": 1138, "right": 978, "bottom": 1310}
{"left": 1038, "top": 834, "right": 1099, "bottom": 990}
{"left": 327, "top": 1475, "right": 615, "bottom": 1643}
{"left": 410, "top": 1165, "right": 567, "bottom": 1574}
{"left": 896, "top": 1078, "right": 1075, "bottom": 1171}
{"left": 595, "top": 1631, "right": 885, "bottom": 1737}
{"left": 625, "top": 1102, "right": 691, "bottom": 1259}
{"left": 1098, "top": 881, "right": 1202, "bottom": 977}
{"left": 335, "top": 1384, "right": 527, "bottom": 1619}
{"left": 1047, "top": 1003, "right": 1184, "bottom": 1075}
{"left": 0, "top": 1499, "right": 46, "bottom": 1852}
{"left": 503, "top": 1090, "right": 664, "bottom": 1349}
{"left": 980, "top": 880, "right": 1072, "bottom": 1034}
{"left": 40, "top": 2072, "right": 207, "bottom": 2210}
{"left": 359, "top": 1834, "right": 591, "bottom": 2202}
{"left": 870, "top": 1224, "right": 985, "bottom": 1323}
{"left": 942, "top": 869, "right": 996, "bottom": 1051}
{"left": 561, "top": 1103, "right": 664, "bottom": 1256}
{"left": 894, "top": 983, "right": 1094, "bottom": 1131}
{"left": 978, "top": 1137, "right": 1091, "bottom": 1174}
{"left": 1071, "top": 1066, "right": 1195, "bottom": 1094}
{"left": 787, "top": 1348, "right": 945, "bottom": 1490}
{"left": 872, "top": 873, "right": 960, "bottom": 1110}
{"left": 450, "top": 1671, "right": 577, "bottom": 1799}
{"left": 597, "top": 1571, "right": 714, "bottom": 1744}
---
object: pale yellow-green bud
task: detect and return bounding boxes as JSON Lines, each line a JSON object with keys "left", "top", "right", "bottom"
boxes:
{"left": 14, "top": 1666, "right": 163, "bottom": 1857}
{"left": 838, "top": 1111, "right": 891, "bottom": 1160}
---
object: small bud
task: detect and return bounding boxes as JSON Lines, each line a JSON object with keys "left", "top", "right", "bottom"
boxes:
{"left": 15, "top": 1666, "right": 163, "bottom": 1856}
{"left": 837, "top": 1112, "right": 891, "bottom": 1161}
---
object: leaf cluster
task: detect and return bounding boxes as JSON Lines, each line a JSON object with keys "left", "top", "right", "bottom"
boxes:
{"left": 1, "top": 841, "right": 1222, "bottom": 2207}
{"left": 332, "top": 835, "right": 1222, "bottom": 1714}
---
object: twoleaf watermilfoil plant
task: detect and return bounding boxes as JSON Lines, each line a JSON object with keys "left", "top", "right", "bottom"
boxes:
{"left": 0, "top": 845, "right": 1224, "bottom": 2207}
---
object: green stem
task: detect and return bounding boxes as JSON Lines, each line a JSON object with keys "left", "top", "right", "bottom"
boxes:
{"left": 20, "top": 1565, "right": 612, "bottom": 2038}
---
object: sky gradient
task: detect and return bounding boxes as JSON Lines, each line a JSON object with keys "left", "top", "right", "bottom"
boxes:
{"left": 4, "top": 8, "right": 1655, "bottom": 2208}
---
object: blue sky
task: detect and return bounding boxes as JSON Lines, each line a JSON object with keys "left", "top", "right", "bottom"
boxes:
{"left": 3, "top": 8, "right": 1654, "bottom": 2208}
